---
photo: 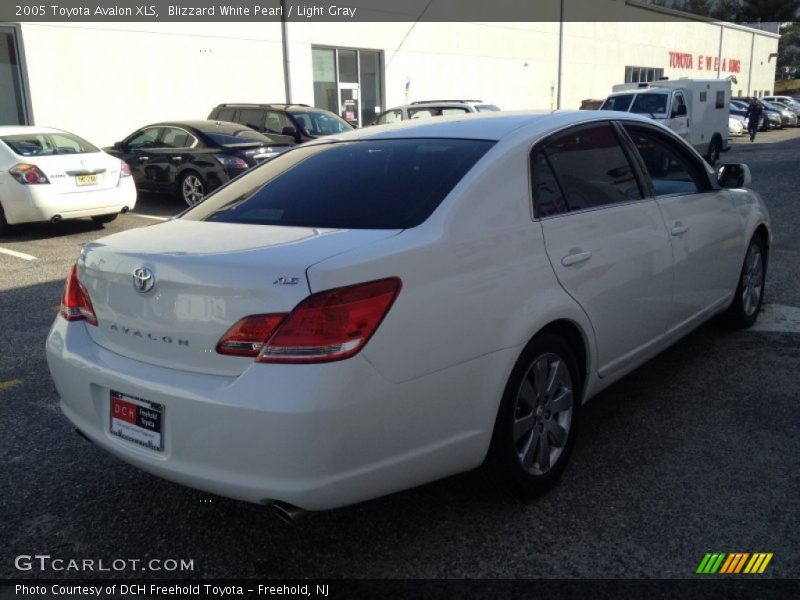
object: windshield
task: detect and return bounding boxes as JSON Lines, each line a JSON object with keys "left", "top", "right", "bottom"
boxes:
{"left": 289, "top": 111, "right": 353, "bottom": 136}
{"left": 630, "top": 94, "right": 669, "bottom": 115}
{"left": 182, "top": 138, "right": 495, "bottom": 229}
{"left": 1, "top": 132, "right": 99, "bottom": 156}
{"left": 600, "top": 94, "right": 634, "bottom": 111}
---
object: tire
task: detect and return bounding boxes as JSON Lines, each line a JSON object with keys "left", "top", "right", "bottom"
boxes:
{"left": 487, "top": 334, "right": 582, "bottom": 497}
{"left": 723, "top": 235, "right": 766, "bottom": 329}
{"left": 706, "top": 137, "right": 721, "bottom": 166}
{"left": 91, "top": 213, "right": 118, "bottom": 226}
{"left": 0, "top": 203, "right": 9, "bottom": 235}
{"left": 180, "top": 172, "right": 206, "bottom": 206}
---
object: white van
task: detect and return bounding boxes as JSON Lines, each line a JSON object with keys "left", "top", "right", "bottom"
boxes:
{"left": 600, "top": 78, "right": 730, "bottom": 164}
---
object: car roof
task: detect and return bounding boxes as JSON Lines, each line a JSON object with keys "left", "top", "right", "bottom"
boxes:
{"left": 213, "top": 103, "right": 313, "bottom": 110}
{"left": 0, "top": 125, "right": 70, "bottom": 136}
{"left": 148, "top": 120, "right": 260, "bottom": 134}
{"left": 313, "top": 110, "right": 658, "bottom": 142}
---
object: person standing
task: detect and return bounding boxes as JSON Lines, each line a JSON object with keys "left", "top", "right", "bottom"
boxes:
{"left": 745, "top": 99, "right": 764, "bottom": 142}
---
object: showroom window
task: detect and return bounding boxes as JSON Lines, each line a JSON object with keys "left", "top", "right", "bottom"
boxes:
{"left": 0, "top": 26, "right": 29, "bottom": 125}
{"left": 624, "top": 66, "right": 664, "bottom": 83}
{"left": 312, "top": 46, "right": 383, "bottom": 127}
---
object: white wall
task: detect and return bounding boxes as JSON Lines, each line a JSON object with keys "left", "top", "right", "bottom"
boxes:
{"left": 20, "top": 22, "right": 286, "bottom": 146}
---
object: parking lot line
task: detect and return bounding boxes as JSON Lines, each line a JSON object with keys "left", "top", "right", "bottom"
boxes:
{"left": 0, "top": 247, "right": 37, "bottom": 261}
{"left": 0, "top": 379, "right": 23, "bottom": 391}
{"left": 129, "top": 213, "right": 169, "bottom": 221}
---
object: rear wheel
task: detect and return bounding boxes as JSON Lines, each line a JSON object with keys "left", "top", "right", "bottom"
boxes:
{"left": 91, "top": 214, "right": 118, "bottom": 226}
{"left": 723, "top": 235, "right": 766, "bottom": 329}
{"left": 180, "top": 172, "right": 206, "bottom": 206}
{"left": 706, "top": 137, "right": 721, "bottom": 166}
{"left": 488, "top": 334, "right": 581, "bottom": 497}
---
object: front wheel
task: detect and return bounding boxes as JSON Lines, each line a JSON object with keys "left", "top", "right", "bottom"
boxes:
{"left": 723, "top": 235, "right": 766, "bottom": 329}
{"left": 487, "top": 334, "right": 581, "bottom": 497}
{"left": 180, "top": 172, "right": 206, "bottom": 206}
{"left": 706, "top": 137, "right": 721, "bottom": 166}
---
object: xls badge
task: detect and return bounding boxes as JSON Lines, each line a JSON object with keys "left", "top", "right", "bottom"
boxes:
{"left": 132, "top": 267, "right": 156, "bottom": 294}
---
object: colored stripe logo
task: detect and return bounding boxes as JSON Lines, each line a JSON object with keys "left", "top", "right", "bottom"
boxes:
{"left": 696, "top": 552, "right": 773, "bottom": 574}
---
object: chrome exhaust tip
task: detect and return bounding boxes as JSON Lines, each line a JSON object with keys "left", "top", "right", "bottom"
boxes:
{"left": 269, "top": 501, "right": 305, "bottom": 524}
{"left": 51, "top": 214, "right": 62, "bottom": 223}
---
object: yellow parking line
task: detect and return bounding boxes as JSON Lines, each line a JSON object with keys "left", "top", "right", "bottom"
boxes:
{"left": 0, "top": 379, "right": 23, "bottom": 390}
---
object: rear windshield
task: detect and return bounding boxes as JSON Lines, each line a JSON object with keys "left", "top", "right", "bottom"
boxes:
{"left": 1, "top": 132, "right": 99, "bottom": 156}
{"left": 288, "top": 111, "right": 353, "bottom": 136}
{"left": 183, "top": 138, "right": 494, "bottom": 229}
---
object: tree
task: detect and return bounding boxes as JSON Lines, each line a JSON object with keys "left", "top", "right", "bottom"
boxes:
{"left": 778, "top": 22, "right": 800, "bottom": 71}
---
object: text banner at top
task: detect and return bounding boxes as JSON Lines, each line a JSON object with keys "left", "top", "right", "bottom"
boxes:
{"left": 2, "top": 0, "right": 726, "bottom": 23}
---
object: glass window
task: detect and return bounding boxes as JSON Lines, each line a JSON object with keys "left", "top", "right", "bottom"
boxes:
{"left": 1, "top": 132, "right": 99, "bottom": 156}
{"left": 475, "top": 104, "right": 501, "bottom": 112}
{"left": 630, "top": 94, "right": 669, "bottom": 115}
{"left": 671, "top": 93, "right": 686, "bottom": 117}
{"left": 376, "top": 110, "right": 402, "bottom": 125}
{"left": 126, "top": 128, "right": 161, "bottom": 149}
{"left": 600, "top": 94, "right": 634, "bottom": 111}
{"left": 624, "top": 125, "right": 703, "bottom": 196}
{"left": 531, "top": 151, "right": 568, "bottom": 218}
{"left": 542, "top": 125, "right": 642, "bottom": 211}
{"left": 716, "top": 91, "right": 725, "bottom": 109}
{"left": 338, "top": 49, "right": 358, "bottom": 84}
{"left": 289, "top": 110, "right": 352, "bottom": 136}
{"left": 312, "top": 48, "right": 337, "bottom": 115}
{"left": 440, "top": 107, "right": 470, "bottom": 116}
{"left": 263, "top": 110, "right": 293, "bottom": 134}
{"left": 359, "top": 50, "right": 382, "bottom": 126}
{"left": 184, "top": 139, "right": 495, "bottom": 230}
{"left": 0, "top": 28, "right": 27, "bottom": 125}
{"left": 409, "top": 108, "right": 436, "bottom": 119}
{"left": 161, "top": 127, "right": 196, "bottom": 148}
{"left": 216, "top": 108, "right": 236, "bottom": 122}
{"left": 238, "top": 109, "right": 265, "bottom": 131}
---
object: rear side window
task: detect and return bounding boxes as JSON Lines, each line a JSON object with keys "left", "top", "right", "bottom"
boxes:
{"left": 215, "top": 108, "right": 236, "bottom": 122}
{"left": 538, "top": 124, "right": 642, "bottom": 212}
{"left": 185, "top": 138, "right": 494, "bottom": 229}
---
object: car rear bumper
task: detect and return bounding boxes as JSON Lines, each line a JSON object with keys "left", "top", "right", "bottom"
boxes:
{"left": 3, "top": 179, "right": 137, "bottom": 225}
{"left": 46, "top": 318, "right": 510, "bottom": 510}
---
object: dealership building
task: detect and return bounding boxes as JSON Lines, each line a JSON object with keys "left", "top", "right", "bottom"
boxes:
{"left": 0, "top": 0, "right": 780, "bottom": 146}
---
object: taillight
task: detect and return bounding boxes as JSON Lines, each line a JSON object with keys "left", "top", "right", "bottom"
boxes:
{"left": 9, "top": 163, "right": 49, "bottom": 185}
{"left": 214, "top": 154, "right": 249, "bottom": 169}
{"left": 59, "top": 265, "right": 98, "bottom": 326}
{"left": 259, "top": 278, "right": 401, "bottom": 363}
{"left": 120, "top": 161, "right": 132, "bottom": 177}
{"left": 215, "top": 278, "right": 401, "bottom": 363}
{"left": 216, "top": 314, "right": 286, "bottom": 357}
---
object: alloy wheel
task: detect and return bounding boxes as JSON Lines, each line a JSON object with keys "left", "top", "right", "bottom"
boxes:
{"left": 513, "top": 353, "right": 574, "bottom": 475}
{"left": 741, "top": 244, "right": 764, "bottom": 317}
{"left": 182, "top": 175, "right": 205, "bottom": 206}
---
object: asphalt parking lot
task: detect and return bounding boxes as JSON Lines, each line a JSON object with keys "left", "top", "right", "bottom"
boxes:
{"left": 2, "top": 128, "right": 799, "bottom": 581}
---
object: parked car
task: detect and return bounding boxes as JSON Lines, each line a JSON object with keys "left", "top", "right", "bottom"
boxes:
{"left": 761, "top": 100, "right": 798, "bottom": 127}
{"left": 372, "top": 100, "right": 500, "bottom": 125}
{"left": 208, "top": 104, "right": 353, "bottom": 145}
{"left": 762, "top": 95, "right": 800, "bottom": 113}
{"left": 729, "top": 101, "right": 761, "bottom": 130}
{"left": 0, "top": 126, "right": 135, "bottom": 234}
{"left": 106, "top": 121, "right": 290, "bottom": 206}
{"left": 728, "top": 116, "right": 744, "bottom": 136}
{"left": 766, "top": 99, "right": 800, "bottom": 125}
{"left": 47, "top": 111, "right": 770, "bottom": 515}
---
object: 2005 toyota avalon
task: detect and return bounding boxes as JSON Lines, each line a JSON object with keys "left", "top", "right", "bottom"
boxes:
{"left": 46, "top": 111, "right": 770, "bottom": 515}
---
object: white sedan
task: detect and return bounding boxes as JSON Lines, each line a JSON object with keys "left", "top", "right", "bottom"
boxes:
{"left": 0, "top": 126, "right": 136, "bottom": 233}
{"left": 46, "top": 111, "right": 770, "bottom": 516}
{"left": 729, "top": 116, "right": 745, "bottom": 137}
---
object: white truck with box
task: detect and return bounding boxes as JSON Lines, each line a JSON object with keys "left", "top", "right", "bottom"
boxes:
{"left": 600, "top": 78, "right": 730, "bottom": 164}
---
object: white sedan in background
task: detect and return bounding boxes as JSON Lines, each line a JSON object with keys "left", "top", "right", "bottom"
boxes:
{"left": 0, "top": 126, "right": 136, "bottom": 234}
{"left": 729, "top": 116, "right": 745, "bottom": 137}
{"left": 46, "top": 111, "right": 770, "bottom": 518}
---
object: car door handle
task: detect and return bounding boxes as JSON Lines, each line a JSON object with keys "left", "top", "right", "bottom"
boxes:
{"left": 171, "top": 156, "right": 182, "bottom": 163}
{"left": 671, "top": 223, "right": 690, "bottom": 236}
{"left": 139, "top": 156, "right": 149, "bottom": 161}
{"left": 561, "top": 251, "right": 592, "bottom": 267}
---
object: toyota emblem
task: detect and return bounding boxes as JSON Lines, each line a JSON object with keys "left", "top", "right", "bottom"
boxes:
{"left": 132, "top": 267, "right": 155, "bottom": 293}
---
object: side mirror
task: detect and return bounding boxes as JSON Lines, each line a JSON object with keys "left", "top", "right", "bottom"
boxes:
{"left": 113, "top": 141, "right": 126, "bottom": 151}
{"left": 717, "top": 163, "right": 751, "bottom": 189}
{"left": 673, "top": 104, "right": 687, "bottom": 118}
{"left": 281, "top": 126, "right": 300, "bottom": 141}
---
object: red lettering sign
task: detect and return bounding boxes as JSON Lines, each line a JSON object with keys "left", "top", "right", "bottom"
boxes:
{"left": 668, "top": 51, "right": 741, "bottom": 73}
{"left": 112, "top": 397, "right": 137, "bottom": 424}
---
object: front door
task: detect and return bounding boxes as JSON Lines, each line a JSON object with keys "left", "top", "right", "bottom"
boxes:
{"left": 667, "top": 91, "right": 690, "bottom": 140}
{"left": 339, "top": 83, "right": 360, "bottom": 128}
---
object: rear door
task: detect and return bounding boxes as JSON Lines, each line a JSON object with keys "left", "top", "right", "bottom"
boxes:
{"left": 534, "top": 122, "right": 674, "bottom": 377}
{"left": 622, "top": 123, "right": 744, "bottom": 327}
